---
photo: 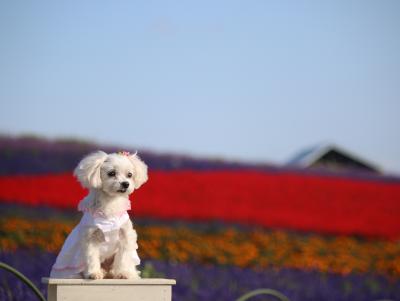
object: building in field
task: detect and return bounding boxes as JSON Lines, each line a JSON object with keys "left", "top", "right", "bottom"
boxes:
{"left": 287, "top": 143, "right": 381, "bottom": 174}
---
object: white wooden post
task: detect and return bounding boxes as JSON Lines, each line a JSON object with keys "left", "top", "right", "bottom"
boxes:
{"left": 42, "top": 278, "right": 176, "bottom": 301}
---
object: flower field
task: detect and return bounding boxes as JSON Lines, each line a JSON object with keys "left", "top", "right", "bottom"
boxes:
{"left": 1, "top": 216, "right": 400, "bottom": 277}
{"left": 0, "top": 137, "right": 400, "bottom": 300}
{"left": 1, "top": 171, "right": 399, "bottom": 238}
{"left": 2, "top": 249, "right": 400, "bottom": 301}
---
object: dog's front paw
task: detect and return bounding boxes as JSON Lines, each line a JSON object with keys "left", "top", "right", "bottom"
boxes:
{"left": 85, "top": 270, "right": 104, "bottom": 280}
{"left": 110, "top": 269, "right": 140, "bottom": 279}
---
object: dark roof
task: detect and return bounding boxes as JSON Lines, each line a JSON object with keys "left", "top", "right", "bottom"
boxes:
{"left": 287, "top": 143, "right": 381, "bottom": 173}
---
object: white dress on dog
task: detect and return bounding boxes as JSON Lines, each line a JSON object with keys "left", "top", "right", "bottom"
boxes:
{"left": 50, "top": 205, "right": 140, "bottom": 278}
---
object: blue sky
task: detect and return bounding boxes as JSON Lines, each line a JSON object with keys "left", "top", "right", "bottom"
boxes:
{"left": 0, "top": 1, "right": 399, "bottom": 173}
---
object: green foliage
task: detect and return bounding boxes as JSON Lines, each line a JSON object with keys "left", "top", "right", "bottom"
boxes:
{"left": 140, "top": 262, "right": 165, "bottom": 278}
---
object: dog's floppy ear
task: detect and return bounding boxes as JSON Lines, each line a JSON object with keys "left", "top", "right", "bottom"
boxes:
{"left": 128, "top": 153, "right": 148, "bottom": 189}
{"left": 74, "top": 151, "right": 108, "bottom": 189}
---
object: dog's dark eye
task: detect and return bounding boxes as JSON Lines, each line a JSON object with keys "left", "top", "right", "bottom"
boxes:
{"left": 127, "top": 172, "right": 133, "bottom": 178}
{"left": 108, "top": 170, "right": 116, "bottom": 177}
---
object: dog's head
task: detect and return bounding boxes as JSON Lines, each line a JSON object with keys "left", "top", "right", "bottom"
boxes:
{"left": 74, "top": 151, "right": 148, "bottom": 195}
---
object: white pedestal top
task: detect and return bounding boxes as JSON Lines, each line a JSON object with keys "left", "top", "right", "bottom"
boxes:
{"left": 42, "top": 277, "right": 176, "bottom": 285}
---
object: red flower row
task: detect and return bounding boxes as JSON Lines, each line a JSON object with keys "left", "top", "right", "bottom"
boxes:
{"left": 0, "top": 171, "right": 399, "bottom": 238}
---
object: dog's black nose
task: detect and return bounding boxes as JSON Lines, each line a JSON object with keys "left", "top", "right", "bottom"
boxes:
{"left": 121, "top": 181, "right": 130, "bottom": 189}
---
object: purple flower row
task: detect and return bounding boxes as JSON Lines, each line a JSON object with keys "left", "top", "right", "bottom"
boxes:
{"left": 0, "top": 135, "right": 273, "bottom": 175}
{"left": 1, "top": 250, "right": 399, "bottom": 301}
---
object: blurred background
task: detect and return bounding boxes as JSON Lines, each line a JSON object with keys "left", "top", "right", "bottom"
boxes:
{"left": 0, "top": 1, "right": 399, "bottom": 300}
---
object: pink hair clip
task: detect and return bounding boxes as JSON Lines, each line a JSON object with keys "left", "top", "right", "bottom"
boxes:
{"left": 117, "top": 150, "right": 138, "bottom": 157}
{"left": 117, "top": 151, "right": 131, "bottom": 156}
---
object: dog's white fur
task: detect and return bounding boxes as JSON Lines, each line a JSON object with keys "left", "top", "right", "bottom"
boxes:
{"left": 74, "top": 151, "right": 148, "bottom": 279}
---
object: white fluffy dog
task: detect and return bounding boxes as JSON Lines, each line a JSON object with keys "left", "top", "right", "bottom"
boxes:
{"left": 50, "top": 150, "right": 148, "bottom": 279}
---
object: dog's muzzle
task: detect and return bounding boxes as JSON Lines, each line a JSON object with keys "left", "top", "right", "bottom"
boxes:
{"left": 118, "top": 181, "right": 130, "bottom": 193}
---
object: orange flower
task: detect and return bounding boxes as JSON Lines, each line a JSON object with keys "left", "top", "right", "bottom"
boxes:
{"left": 1, "top": 217, "right": 400, "bottom": 277}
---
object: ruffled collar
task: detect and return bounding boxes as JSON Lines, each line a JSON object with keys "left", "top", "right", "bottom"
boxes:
{"left": 77, "top": 193, "right": 131, "bottom": 218}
